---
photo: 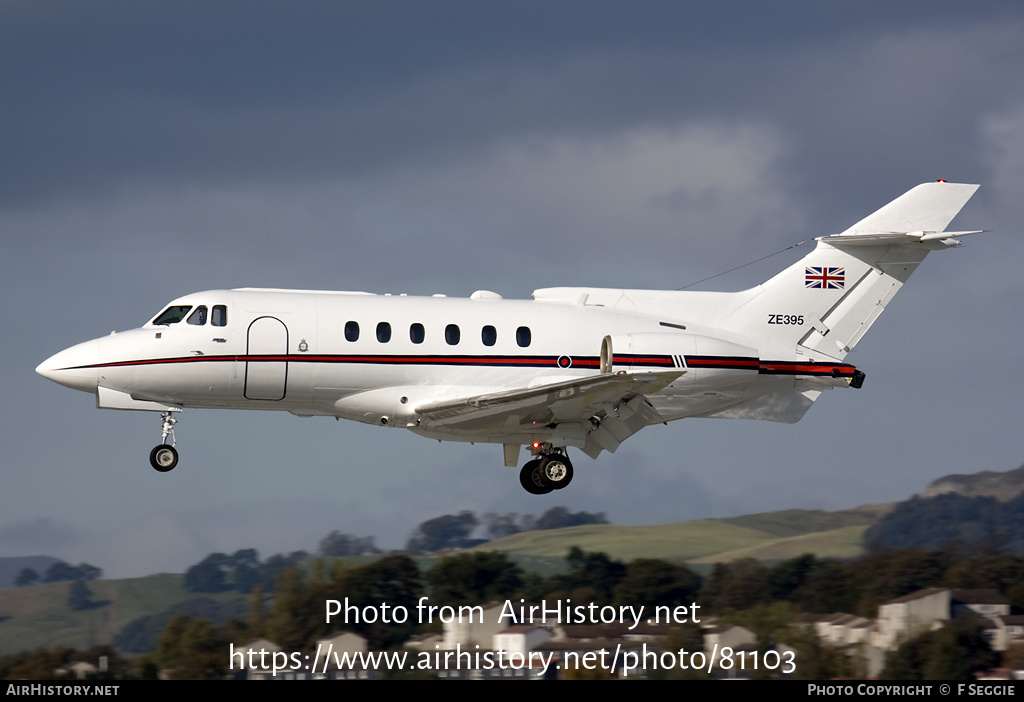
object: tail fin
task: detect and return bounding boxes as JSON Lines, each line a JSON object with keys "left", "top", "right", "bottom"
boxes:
{"left": 838, "top": 181, "right": 979, "bottom": 236}
{"left": 718, "top": 182, "right": 980, "bottom": 360}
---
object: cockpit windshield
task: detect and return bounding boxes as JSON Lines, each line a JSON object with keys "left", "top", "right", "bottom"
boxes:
{"left": 153, "top": 305, "right": 192, "bottom": 326}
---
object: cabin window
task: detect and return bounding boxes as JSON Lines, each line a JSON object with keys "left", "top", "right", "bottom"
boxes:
{"left": 445, "top": 324, "right": 461, "bottom": 345}
{"left": 516, "top": 326, "right": 532, "bottom": 347}
{"left": 345, "top": 321, "right": 359, "bottom": 342}
{"left": 410, "top": 323, "right": 425, "bottom": 344}
{"left": 482, "top": 325, "right": 497, "bottom": 347}
{"left": 211, "top": 305, "right": 227, "bottom": 327}
{"left": 187, "top": 306, "right": 208, "bottom": 326}
{"left": 376, "top": 322, "right": 392, "bottom": 343}
{"left": 153, "top": 306, "right": 192, "bottom": 326}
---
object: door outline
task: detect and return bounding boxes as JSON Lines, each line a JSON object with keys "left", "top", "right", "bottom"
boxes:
{"left": 245, "top": 316, "right": 288, "bottom": 401}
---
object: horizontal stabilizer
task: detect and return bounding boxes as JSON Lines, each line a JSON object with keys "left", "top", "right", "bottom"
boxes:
{"left": 818, "top": 232, "right": 914, "bottom": 245}
{"left": 818, "top": 230, "right": 983, "bottom": 248}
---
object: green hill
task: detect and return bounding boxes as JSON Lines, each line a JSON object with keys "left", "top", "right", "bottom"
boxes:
{"left": 0, "top": 575, "right": 244, "bottom": 656}
{"left": 687, "top": 525, "right": 869, "bottom": 563}
{"left": 476, "top": 506, "right": 885, "bottom": 564}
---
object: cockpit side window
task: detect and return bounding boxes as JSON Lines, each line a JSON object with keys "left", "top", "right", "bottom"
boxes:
{"left": 187, "top": 306, "right": 208, "bottom": 325}
{"left": 153, "top": 305, "right": 192, "bottom": 326}
{"left": 211, "top": 305, "right": 227, "bottom": 327}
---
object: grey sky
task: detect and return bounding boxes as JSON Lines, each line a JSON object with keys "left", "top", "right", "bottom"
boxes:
{"left": 2, "top": 1, "right": 1023, "bottom": 579}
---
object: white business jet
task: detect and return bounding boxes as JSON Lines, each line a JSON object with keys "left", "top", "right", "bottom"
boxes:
{"left": 37, "top": 181, "right": 981, "bottom": 494}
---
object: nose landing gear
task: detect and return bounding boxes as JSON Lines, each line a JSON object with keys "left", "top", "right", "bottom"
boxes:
{"left": 519, "top": 445, "right": 574, "bottom": 494}
{"left": 149, "top": 410, "right": 180, "bottom": 472}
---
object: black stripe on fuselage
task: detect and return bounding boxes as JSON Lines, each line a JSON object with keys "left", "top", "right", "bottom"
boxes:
{"left": 62, "top": 354, "right": 855, "bottom": 376}
{"left": 69, "top": 354, "right": 606, "bottom": 369}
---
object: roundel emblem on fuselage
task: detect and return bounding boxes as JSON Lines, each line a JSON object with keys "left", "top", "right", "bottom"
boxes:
{"left": 557, "top": 355, "right": 572, "bottom": 368}
{"left": 298, "top": 339, "right": 308, "bottom": 352}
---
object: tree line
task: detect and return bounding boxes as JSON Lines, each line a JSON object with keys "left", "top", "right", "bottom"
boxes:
{"left": 14, "top": 562, "right": 102, "bottom": 588}
{"left": 175, "top": 505, "right": 608, "bottom": 596}
{"left": 865, "top": 491, "right": 1024, "bottom": 554}
{"left": 404, "top": 506, "right": 609, "bottom": 552}
{"left": 8, "top": 543, "right": 1024, "bottom": 679}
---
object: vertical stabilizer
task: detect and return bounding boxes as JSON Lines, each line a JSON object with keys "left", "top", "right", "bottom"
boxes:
{"left": 838, "top": 181, "right": 979, "bottom": 236}
{"left": 717, "top": 182, "right": 979, "bottom": 360}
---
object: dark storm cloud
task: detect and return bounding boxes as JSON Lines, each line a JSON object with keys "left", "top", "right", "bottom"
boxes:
{"left": 4, "top": 1, "right": 1016, "bottom": 209}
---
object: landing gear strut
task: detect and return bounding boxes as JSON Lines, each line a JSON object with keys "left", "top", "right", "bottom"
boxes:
{"left": 150, "top": 411, "right": 180, "bottom": 472}
{"left": 519, "top": 445, "right": 574, "bottom": 494}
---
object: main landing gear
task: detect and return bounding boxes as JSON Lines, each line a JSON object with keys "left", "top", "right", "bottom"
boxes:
{"left": 519, "top": 445, "right": 574, "bottom": 495}
{"left": 149, "top": 410, "right": 180, "bottom": 472}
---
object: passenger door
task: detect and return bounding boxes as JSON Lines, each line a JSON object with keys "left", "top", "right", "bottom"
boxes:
{"left": 245, "top": 316, "right": 288, "bottom": 400}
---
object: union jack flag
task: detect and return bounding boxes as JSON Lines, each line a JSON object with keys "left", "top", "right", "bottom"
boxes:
{"left": 805, "top": 266, "right": 845, "bottom": 289}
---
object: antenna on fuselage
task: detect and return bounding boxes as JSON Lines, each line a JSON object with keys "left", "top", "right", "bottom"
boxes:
{"left": 674, "top": 240, "right": 809, "bottom": 291}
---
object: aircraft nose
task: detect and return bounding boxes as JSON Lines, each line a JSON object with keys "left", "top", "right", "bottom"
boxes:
{"left": 36, "top": 339, "right": 100, "bottom": 394}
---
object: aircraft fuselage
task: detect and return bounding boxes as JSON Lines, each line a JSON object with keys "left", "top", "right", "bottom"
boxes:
{"left": 36, "top": 182, "right": 981, "bottom": 492}
{"left": 37, "top": 287, "right": 853, "bottom": 452}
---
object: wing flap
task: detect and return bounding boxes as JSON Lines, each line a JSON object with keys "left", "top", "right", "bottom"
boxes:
{"left": 415, "top": 371, "right": 682, "bottom": 448}
{"left": 581, "top": 394, "right": 664, "bottom": 457}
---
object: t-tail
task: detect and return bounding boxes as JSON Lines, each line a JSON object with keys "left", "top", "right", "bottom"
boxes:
{"left": 715, "top": 181, "right": 981, "bottom": 362}
{"left": 532, "top": 181, "right": 981, "bottom": 425}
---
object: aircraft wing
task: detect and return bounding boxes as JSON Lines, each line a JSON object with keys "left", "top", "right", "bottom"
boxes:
{"left": 415, "top": 370, "right": 683, "bottom": 458}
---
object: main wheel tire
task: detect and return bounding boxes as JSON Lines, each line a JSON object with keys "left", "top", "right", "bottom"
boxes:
{"left": 150, "top": 444, "right": 178, "bottom": 472}
{"left": 538, "top": 454, "right": 573, "bottom": 490}
{"left": 520, "top": 459, "right": 552, "bottom": 495}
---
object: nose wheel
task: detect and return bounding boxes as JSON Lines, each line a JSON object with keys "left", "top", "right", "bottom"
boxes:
{"left": 150, "top": 411, "right": 181, "bottom": 472}
{"left": 150, "top": 444, "right": 178, "bottom": 472}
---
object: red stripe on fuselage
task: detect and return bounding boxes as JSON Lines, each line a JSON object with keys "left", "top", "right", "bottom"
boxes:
{"left": 63, "top": 354, "right": 855, "bottom": 376}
